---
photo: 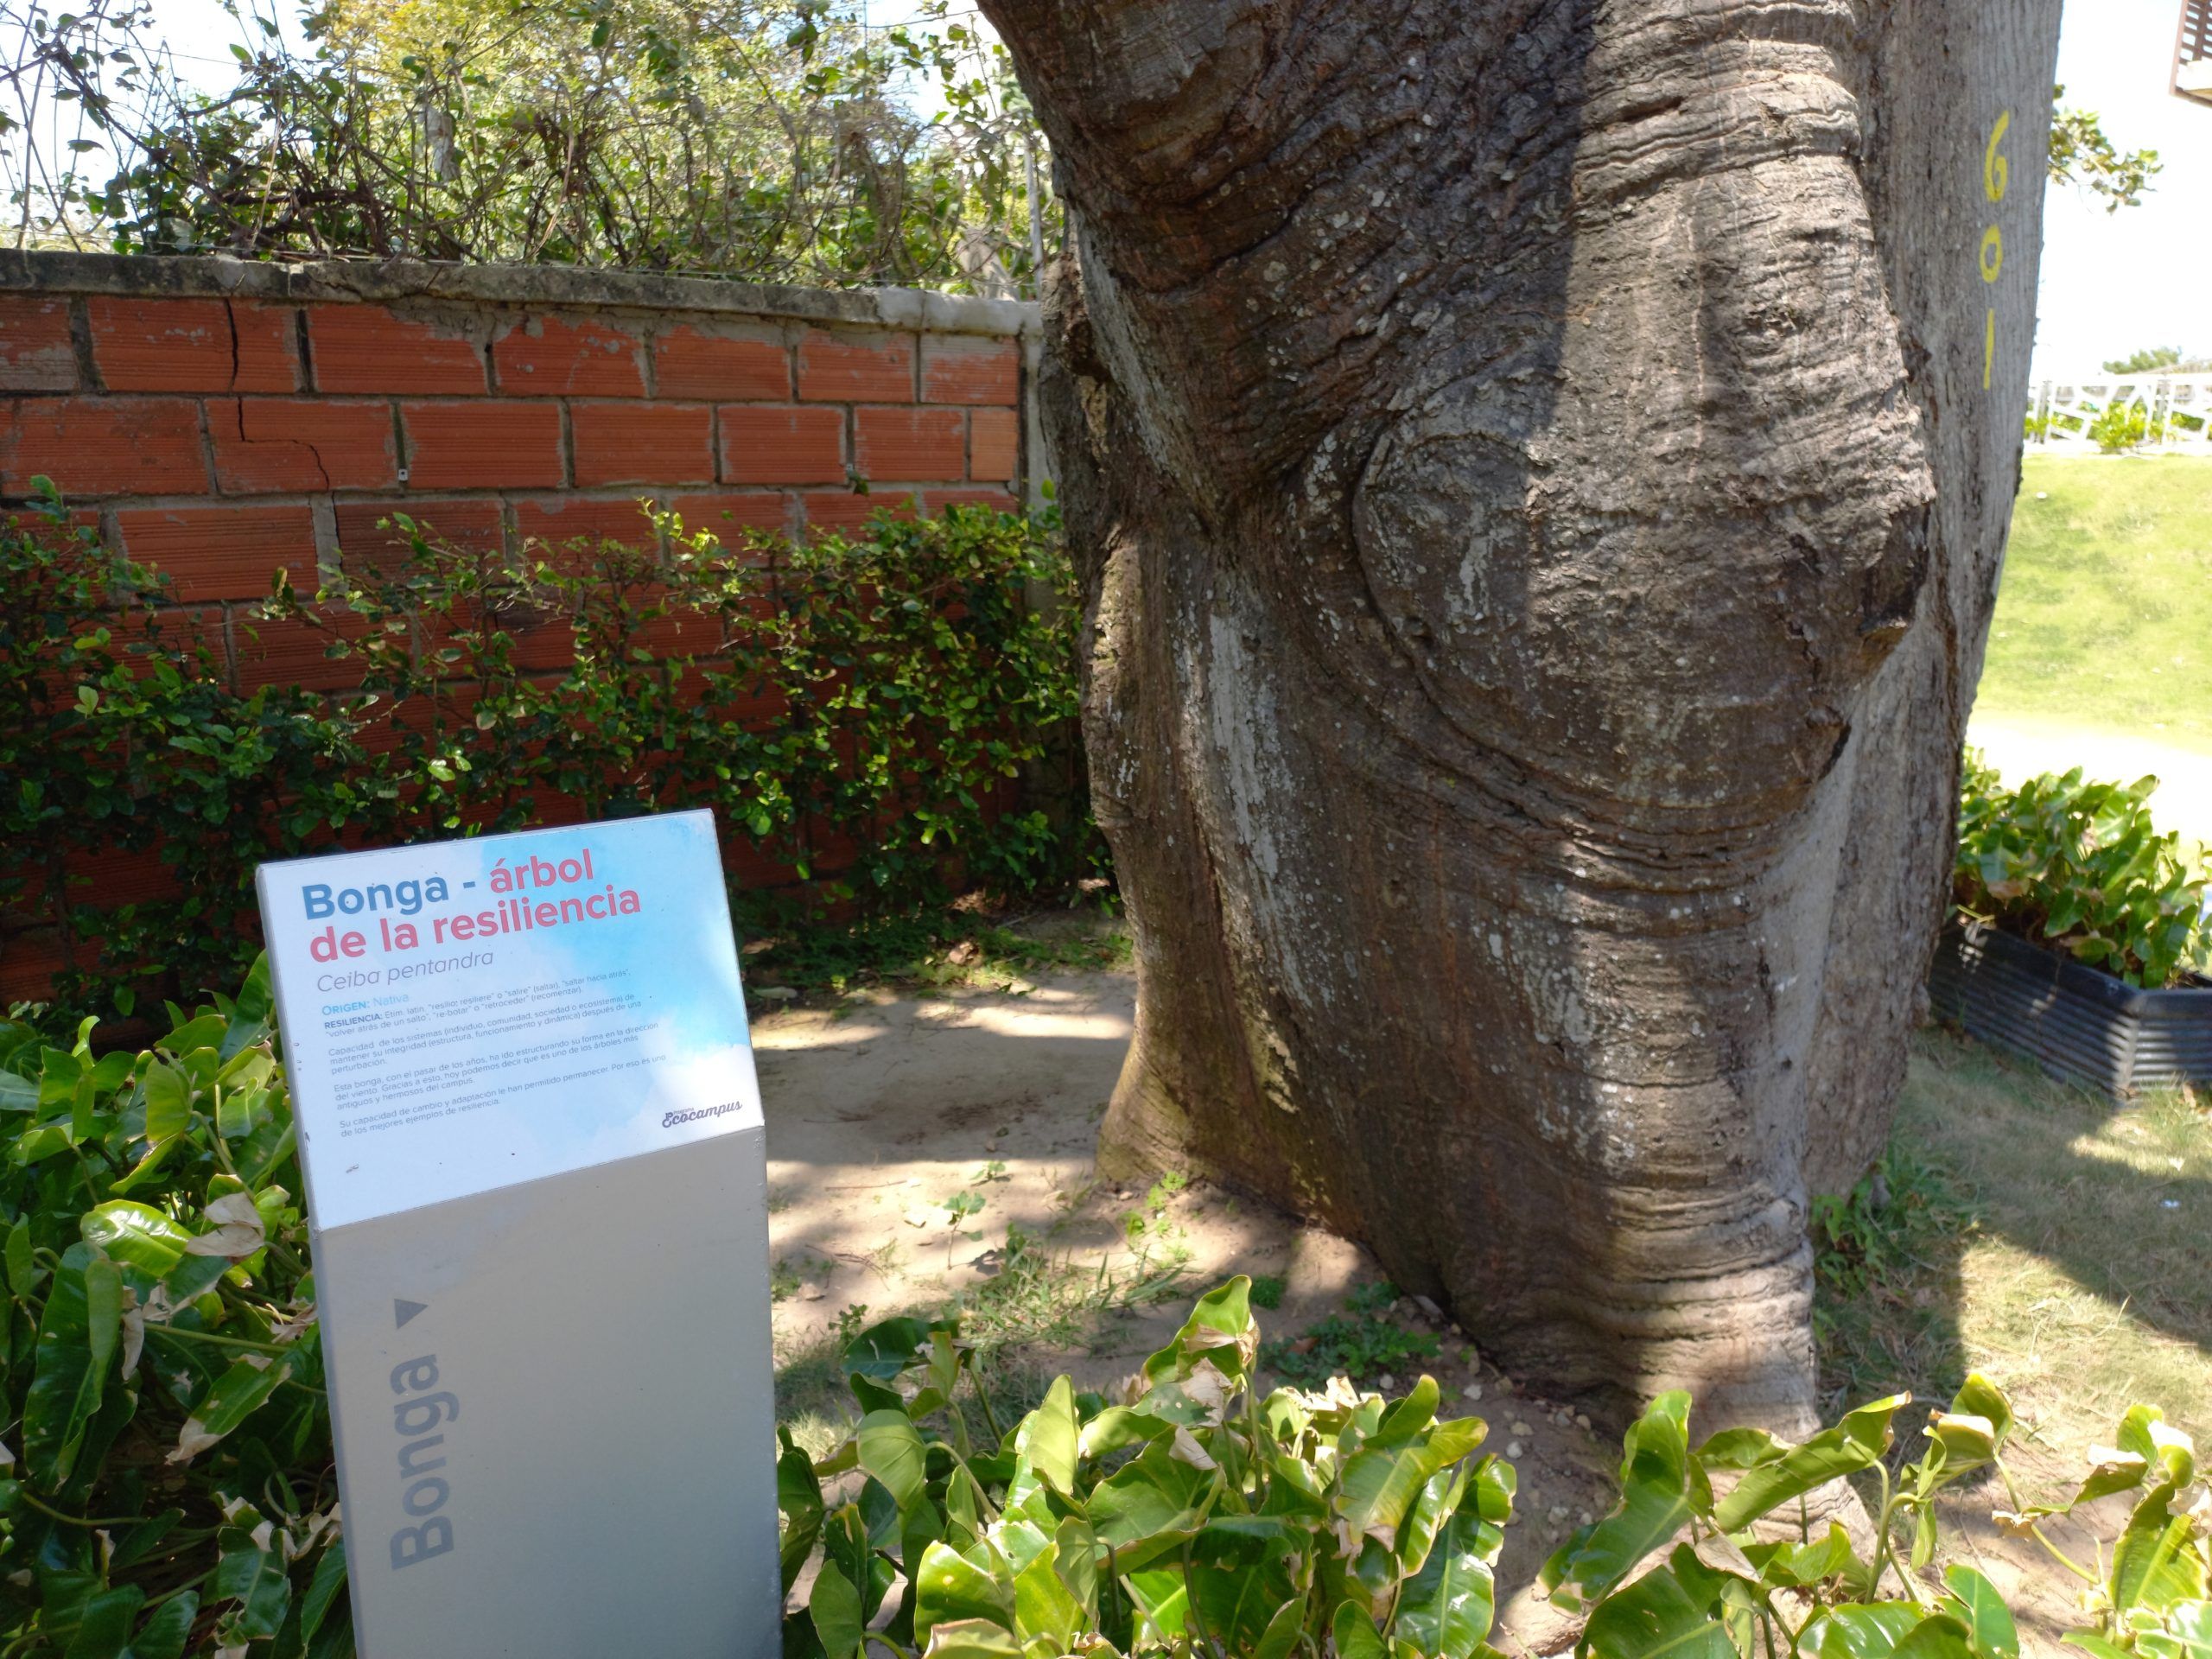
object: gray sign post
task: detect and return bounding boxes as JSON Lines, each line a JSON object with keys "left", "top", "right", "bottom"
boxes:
{"left": 256, "top": 810, "right": 780, "bottom": 1657}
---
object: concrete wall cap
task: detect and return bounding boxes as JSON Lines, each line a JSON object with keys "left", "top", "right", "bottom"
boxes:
{"left": 0, "top": 250, "right": 1041, "bottom": 338}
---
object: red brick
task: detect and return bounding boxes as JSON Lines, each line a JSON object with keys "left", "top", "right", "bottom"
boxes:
{"left": 493, "top": 316, "right": 645, "bottom": 397}
{"left": 209, "top": 397, "right": 397, "bottom": 493}
{"left": 969, "top": 407, "right": 1019, "bottom": 483}
{"left": 0, "top": 297, "right": 76, "bottom": 391}
{"left": 115, "top": 606, "right": 223, "bottom": 682}
{"left": 402, "top": 401, "right": 563, "bottom": 489}
{"left": 666, "top": 492, "right": 793, "bottom": 546}
{"left": 0, "top": 929, "right": 68, "bottom": 1004}
{"left": 116, "top": 505, "right": 318, "bottom": 601}
{"left": 798, "top": 331, "right": 914, "bottom": 403}
{"left": 500, "top": 606, "right": 577, "bottom": 672}
{"left": 0, "top": 397, "right": 207, "bottom": 497}
{"left": 720, "top": 405, "right": 844, "bottom": 485}
{"left": 925, "top": 489, "right": 1020, "bottom": 517}
{"left": 921, "top": 335, "right": 1019, "bottom": 406}
{"left": 231, "top": 609, "right": 372, "bottom": 693}
{"left": 63, "top": 847, "right": 179, "bottom": 910}
{"left": 571, "top": 401, "right": 712, "bottom": 486}
{"left": 309, "top": 307, "right": 486, "bottom": 394}
{"left": 333, "top": 499, "right": 505, "bottom": 577}
{"left": 653, "top": 327, "right": 789, "bottom": 401}
{"left": 799, "top": 489, "right": 920, "bottom": 537}
{"left": 723, "top": 839, "right": 802, "bottom": 893}
{"left": 638, "top": 592, "right": 723, "bottom": 659}
{"left": 513, "top": 495, "right": 661, "bottom": 556}
{"left": 855, "top": 407, "right": 966, "bottom": 481}
{"left": 88, "top": 297, "right": 296, "bottom": 393}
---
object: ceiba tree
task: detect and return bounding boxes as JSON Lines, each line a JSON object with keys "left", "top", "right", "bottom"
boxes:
{"left": 976, "top": 0, "right": 2063, "bottom": 1433}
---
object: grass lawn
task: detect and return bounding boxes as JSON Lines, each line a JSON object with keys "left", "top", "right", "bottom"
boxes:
{"left": 1980, "top": 455, "right": 2212, "bottom": 752}
{"left": 1821, "top": 1026, "right": 2212, "bottom": 1452}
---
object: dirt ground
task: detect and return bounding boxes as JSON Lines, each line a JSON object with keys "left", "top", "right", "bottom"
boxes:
{"left": 755, "top": 969, "right": 1615, "bottom": 1650}
{"left": 752, "top": 963, "right": 2204, "bottom": 1656}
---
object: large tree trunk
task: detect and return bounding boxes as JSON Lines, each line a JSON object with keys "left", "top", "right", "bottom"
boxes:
{"left": 982, "top": 0, "right": 2060, "bottom": 1433}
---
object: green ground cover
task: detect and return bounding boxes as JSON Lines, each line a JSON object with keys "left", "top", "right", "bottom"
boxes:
{"left": 1980, "top": 455, "right": 2212, "bottom": 751}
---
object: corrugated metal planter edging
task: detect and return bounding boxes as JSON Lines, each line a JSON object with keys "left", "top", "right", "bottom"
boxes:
{"left": 1928, "top": 919, "right": 2212, "bottom": 1101}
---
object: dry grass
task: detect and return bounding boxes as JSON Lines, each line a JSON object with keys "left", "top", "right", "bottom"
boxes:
{"left": 1821, "top": 1026, "right": 2212, "bottom": 1451}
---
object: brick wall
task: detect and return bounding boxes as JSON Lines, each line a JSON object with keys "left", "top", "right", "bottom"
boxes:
{"left": 0, "top": 253, "right": 1046, "bottom": 1002}
{"left": 0, "top": 254, "right": 1039, "bottom": 687}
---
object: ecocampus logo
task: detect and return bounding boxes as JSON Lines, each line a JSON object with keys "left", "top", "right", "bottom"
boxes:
{"left": 663, "top": 1101, "right": 746, "bottom": 1129}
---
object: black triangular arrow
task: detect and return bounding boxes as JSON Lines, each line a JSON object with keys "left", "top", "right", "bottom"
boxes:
{"left": 394, "top": 1299, "right": 429, "bottom": 1330}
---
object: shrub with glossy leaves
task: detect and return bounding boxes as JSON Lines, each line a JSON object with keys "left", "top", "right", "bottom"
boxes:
{"left": 780, "top": 1281, "right": 2206, "bottom": 1659}
{"left": 1955, "top": 751, "right": 2210, "bottom": 989}
{"left": 0, "top": 957, "right": 344, "bottom": 1657}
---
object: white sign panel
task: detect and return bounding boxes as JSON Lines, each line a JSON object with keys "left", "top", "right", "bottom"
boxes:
{"left": 263, "top": 810, "right": 762, "bottom": 1230}
{"left": 257, "top": 810, "right": 780, "bottom": 1659}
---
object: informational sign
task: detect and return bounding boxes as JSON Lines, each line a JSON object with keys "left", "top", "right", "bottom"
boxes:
{"left": 257, "top": 810, "right": 780, "bottom": 1658}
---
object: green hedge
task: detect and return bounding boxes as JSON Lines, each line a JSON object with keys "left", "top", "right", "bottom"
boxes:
{"left": 1, "top": 484, "right": 1100, "bottom": 1024}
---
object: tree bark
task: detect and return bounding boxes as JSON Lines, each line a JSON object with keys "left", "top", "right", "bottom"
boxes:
{"left": 981, "top": 0, "right": 2060, "bottom": 1433}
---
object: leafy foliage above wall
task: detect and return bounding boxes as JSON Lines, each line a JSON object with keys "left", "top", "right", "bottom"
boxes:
{"left": 0, "top": 0, "right": 1056, "bottom": 291}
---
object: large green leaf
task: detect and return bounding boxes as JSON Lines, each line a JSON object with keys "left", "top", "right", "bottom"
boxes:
{"left": 843, "top": 1315, "right": 932, "bottom": 1382}
{"left": 23, "top": 1244, "right": 118, "bottom": 1488}
{"left": 856, "top": 1409, "right": 929, "bottom": 1514}
{"left": 779, "top": 1440, "right": 826, "bottom": 1595}
{"left": 1334, "top": 1601, "right": 1389, "bottom": 1659}
{"left": 1947, "top": 1376, "right": 2014, "bottom": 1449}
{"left": 1395, "top": 1510, "right": 1498, "bottom": 1659}
{"left": 214, "top": 1524, "right": 291, "bottom": 1641}
{"left": 296, "top": 1548, "right": 346, "bottom": 1649}
{"left": 912, "top": 1541, "right": 1014, "bottom": 1645}
{"left": 1085, "top": 1441, "right": 1214, "bottom": 1561}
{"left": 1250, "top": 1597, "right": 1306, "bottom": 1659}
{"left": 1813, "top": 1605, "right": 1929, "bottom": 1659}
{"left": 125, "top": 1588, "right": 199, "bottom": 1659}
{"left": 2112, "top": 1483, "right": 2209, "bottom": 1614}
{"left": 918, "top": 1618, "right": 1020, "bottom": 1658}
{"left": 808, "top": 1560, "right": 863, "bottom": 1659}
{"left": 1941, "top": 1565, "right": 2019, "bottom": 1659}
{"left": 1011, "top": 1544, "right": 1085, "bottom": 1651}
{"left": 1580, "top": 1555, "right": 1734, "bottom": 1659}
{"left": 1338, "top": 1418, "right": 1486, "bottom": 1551}
{"left": 140, "top": 1061, "right": 193, "bottom": 1143}
{"left": 1125, "top": 1569, "right": 1189, "bottom": 1643}
{"left": 1141, "top": 1276, "right": 1255, "bottom": 1384}
{"left": 1014, "top": 1376, "right": 1078, "bottom": 1497}
{"left": 1543, "top": 1394, "right": 1696, "bottom": 1610}
{"left": 219, "top": 956, "right": 274, "bottom": 1061}
{"left": 79, "top": 1202, "right": 192, "bottom": 1277}
{"left": 170, "top": 1345, "right": 304, "bottom": 1464}
{"left": 1710, "top": 1395, "right": 1905, "bottom": 1532}
{"left": 1185, "top": 1522, "right": 1300, "bottom": 1656}
{"left": 1894, "top": 1614, "right": 1976, "bottom": 1659}
{"left": 2141, "top": 1601, "right": 2212, "bottom": 1659}
{"left": 61, "top": 1584, "right": 144, "bottom": 1659}
{"left": 1077, "top": 1407, "right": 1173, "bottom": 1461}
{"left": 1396, "top": 1465, "right": 1470, "bottom": 1578}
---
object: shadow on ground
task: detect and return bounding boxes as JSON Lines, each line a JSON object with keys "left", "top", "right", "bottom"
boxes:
{"left": 752, "top": 963, "right": 2212, "bottom": 1656}
{"left": 1821, "top": 1027, "right": 2212, "bottom": 1655}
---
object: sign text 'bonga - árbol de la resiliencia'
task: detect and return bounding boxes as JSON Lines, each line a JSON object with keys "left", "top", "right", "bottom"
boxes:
{"left": 300, "top": 846, "right": 643, "bottom": 967}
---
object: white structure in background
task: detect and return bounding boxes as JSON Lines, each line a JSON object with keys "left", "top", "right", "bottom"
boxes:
{"left": 2027, "top": 373, "right": 2212, "bottom": 454}
{"left": 2177, "top": 0, "right": 2212, "bottom": 105}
